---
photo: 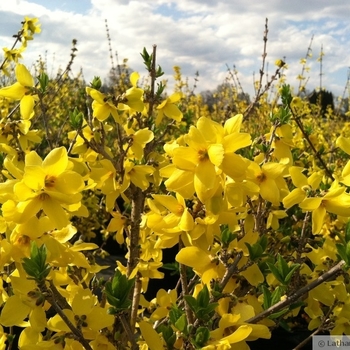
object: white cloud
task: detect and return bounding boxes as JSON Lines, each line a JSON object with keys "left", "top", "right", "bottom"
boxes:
{"left": 1, "top": 0, "right": 350, "bottom": 98}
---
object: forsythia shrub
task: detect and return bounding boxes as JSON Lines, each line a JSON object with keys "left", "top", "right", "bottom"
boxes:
{"left": 0, "top": 17, "right": 350, "bottom": 350}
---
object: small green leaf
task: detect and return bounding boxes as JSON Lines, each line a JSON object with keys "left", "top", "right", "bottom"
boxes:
{"left": 262, "top": 285, "right": 271, "bottom": 310}
{"left": 271, "top": 286, "right": 283, "bottom": 306}
{"left": 345, "top": 220, "right": 350, "bottom": 243}
{"left": 104, "top": 270, "right": 134, "bottom": 311}
{"left": 284, "top": 264, "right": 300, "bottom": 284}
{"left": 69, "top": 108, "right": 84, "bottom": 129}
{"left": 169, "top": 306, "right": 183, "bottom": 326}
{"left": 158, "top": 325, "right": 176, "bottom": 348}
{"left": 268, "top": 308, "right": 289, "bottom": 319}
{"left": 90, "top": 76, "right": 102, "bottom": 89}
{"left": 183, "top": 295, "right": 198, "bottom": 313}
{"left": 245, "top": 242, "right": 264, "bottom": 261}
{"left": 194, "top": 327, "right": 210, "bottom": 347}
{"left": 175, "top": 314, "right": 187, "bottom": 333}
{"left": 336, "top": 243, "right": 348, "bottom": 263}
{"left": 197, "top": 285, "right": 210, "bottom": 308}
{"left": 37, "top": 72, "right": 49, "bottom": 93}
{"left": 266, "top": 262, "right": 284, "bottom": 284}
{"left": 277, "top": 254, "right": 289, "bottom": 279}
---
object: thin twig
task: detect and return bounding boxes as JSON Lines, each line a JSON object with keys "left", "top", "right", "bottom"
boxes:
{"left": 293, "top": 301, "right": 335, "bottom": 350}
{"left": 46, "top": 286, "right": 93, "bottom": 350}
{"left": 179, "top": 238, "right": 194, "bottom": 326}
{"left": 119, "top": 313, "right": 139, "bottom": 350}
{"left": 291, "top": 110, "right": 334, "bottom": 180}
{"left": 247, "top": 260, "right": 345, "bottom": 324}
{"left": 219, "top": 251, "right": 243, "bottom": 291}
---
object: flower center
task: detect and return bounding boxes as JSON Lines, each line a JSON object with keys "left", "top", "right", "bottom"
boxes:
{"left": 198, "top": 149, "right": 209, "bottom": 162}
{"left": 45, "top": 175, "right": 56, "bottom": 188}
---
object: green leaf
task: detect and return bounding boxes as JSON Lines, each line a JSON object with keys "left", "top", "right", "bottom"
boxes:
{"left": 156, "top": 65, "right": 164, "bottom": 78}
{"left": 336, "top": 243, "right": 348, "bottom": 263}
{"left": 22, "top": 242, "right": 51, "bottom": 283}
{"left": 221, "top": 225, "right": 237, "bottom": 246}
{"left": 259, "top": 235, "right": 268, "bottom": 251}
{"left": 104, "top": 270, "right": 134, "bottom": 311}
{"left": 262, "top": 285, "right": 271, "bottom": 310}
{"left": 197, "top": 285, "right": 210, "bottom": 308}
{"left": 245, "top": 242, "right": 264, "bottom": 261}
{"left": 266, "top": 262, "right": 284, "bottom": 284}
{"left": 37, "top": 72, "right": 49, "bottom": 93}
{"left": 175, "top": 314, "right": 187, "bottom": 333}
{"left": 345, "top": 221, "right": 350, "bottom": 243}
{"left": 90, "top": 76, "right": 102, "bottom": 89}
{"left": 158, "top": 325, "right": 176, "bottom": 349}
{"left": 183, "top": 295, "right": 198, "bottom": 313}
{"left": 277, "top": 254, "right": 289, "bottom": 279}
{"left": 169, "top": 306, "right": 183, "bottom": 326}
{"left": 271, "top": 286, "right": 283, "bottom": 306}
{"left": 284, "top": 264, "right": 300, "bottom": 284}
{"left": 268, "top": 308, "right": 289, "bottom": 319}
{"left": 194, "top": 327, "right": 210, "bottom": 347}
{"left": 69, "top": 108, "right": 83, "bottom": 129}
{"left": 345, "top": 241, "right": 350, "bottom": 261}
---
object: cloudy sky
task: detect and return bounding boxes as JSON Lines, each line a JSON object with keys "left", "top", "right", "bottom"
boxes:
{"left": 1, "top": 0, "right": 350, "bottom": 99}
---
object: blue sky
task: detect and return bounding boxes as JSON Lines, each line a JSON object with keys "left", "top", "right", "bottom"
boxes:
{"left": 1, "top": 0, "right": 350, "bottom": 99}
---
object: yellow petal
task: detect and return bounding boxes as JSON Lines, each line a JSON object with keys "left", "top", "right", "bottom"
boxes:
{"left": 240, "top": 264, "right": 264, "bottom": 287}
{"left": 262, "top": 162, "right": 285, "bottom": 178}
{"left": 18, "top": 327, "right": 42, "bottom": 348}
{"left": 282, "top": 188, "right": 305, "bottom": 208}
{"left": 0, "top": 295, "right": 31, "bottom": 326}
{"left": 248, "top": 324, "right": 271, "bottom": 340}
{"left": 168, "top": 92, "right": 182, "bottom": 103}
{"left": 312, "top": 205, "right": 326, "bottom": 234}
{"left": 42, "top": 147, "right": 68, "bottom": 176}
{"left": 173, "top": 147, "right": 198, "bottom": 170}
{"left": 130, "top": 71, "right": 140, "bottom": 87}
{"left": 47, "top": 309, "right": 74, "bottom": 332}
{"left": 16, "top": 63, "right": 34, "bottom": 87}
{"left": 0, "top": 82, "right": 26, "bottom": 99}
{"left": 195, "top": 160, "right": 216, "bottom": 190}
{"left": 208, "top": 144, "right": 224, "bottom": 166}
{"left": 289, "top": 166, "right": 308, "bottom": 188}
{"left": 139, "top": 321, "right": 164, "bottom": 350}
{"left": 221, "top": 324, "right": 252, "bottom": 344}
{"left": 29, "top": 306, "right": 47, "bottom": 332}
{"left": 223, "top": 133, "right": 251, "bottom": 153}
{"left": 72, "top": 289, "right": 94, "bottom": 316}
{"left": 176, "top": 246, "right": 211, "bottom": 270}
{"left": 87, "top": 307, "right": 114, "bottom": 331}
{"left": 42, "top": 197, "right": 69, "bottom": 229}
{"left": 336, "top": 136, "right": 350, "bottom": 155}
{"left": 179, "top": 208, "right": 194, "bottom": 231}
{"left": 20, "top": 95, "right": 35, "bottom": 119}
{"left": 153, "top": 195, "right": 182, "bottom": 214}
{"left": 163, "top": 103, "right": 182, "bottom": 122}
{"left": 260, "top": 178, "right": 280, "bottom": 205}
{"left": 197, "top": 117, "right": 223, "bottom": 144}
{"left": 224, "top": 114, "right": 243, "bottom": 134}
{"left": 299, "top": 197, "right": 322, "bottom": 211}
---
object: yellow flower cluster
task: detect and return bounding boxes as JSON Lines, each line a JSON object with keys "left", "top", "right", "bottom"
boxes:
{"left": 1, "top": 16, "right": 350, "bottom": 350}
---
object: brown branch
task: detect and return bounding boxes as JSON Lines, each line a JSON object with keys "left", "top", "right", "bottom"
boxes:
{"left": 119, "top": 313, "right": 139, "bottom": 350}
{"left": 247, "top": 260, "right": 345, "bottom": 324}
{"left": 130, "top": 272, "right": 142, "bottom": 333}
{"left": 293, "top": 301, "right": 335, "bottom": 350}
{"left": 291, "top": 111, "right": 334, "bottom": 180}
{"left": 44, "top": 286, "right": 93, "bottom": 350}
{"left": 219, "top": 251, "right": 243, "bottom": 291}
{"left": 179, "top": 238, "right": 195, "bottom": 326}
